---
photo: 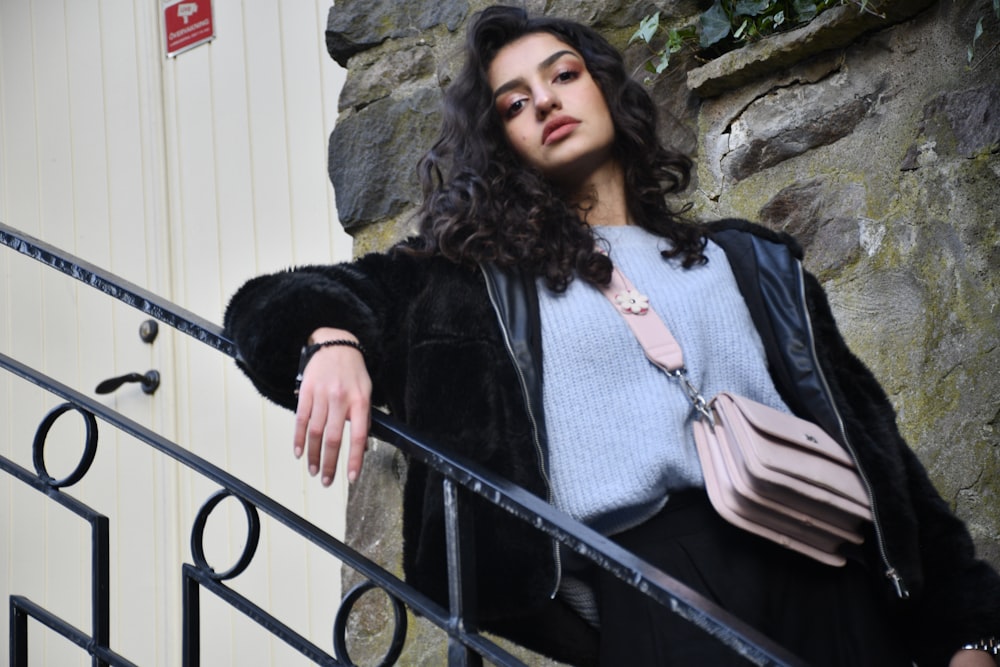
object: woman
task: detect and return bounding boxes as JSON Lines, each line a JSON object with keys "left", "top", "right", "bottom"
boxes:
{"left": 224, "top": 5, "right": 1000, "bottom": 665}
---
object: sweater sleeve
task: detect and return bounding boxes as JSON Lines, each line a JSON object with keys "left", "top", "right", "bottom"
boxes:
{"left": 222, "top": 249, "right": 422, "bottom": 411}
{"left": 802, "top": 270, "right": 1000, "bottom": 666}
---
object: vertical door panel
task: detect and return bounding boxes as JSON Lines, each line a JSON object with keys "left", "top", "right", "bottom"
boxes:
{"left": 2, "top": 1, "right": 350, "bottom": 664}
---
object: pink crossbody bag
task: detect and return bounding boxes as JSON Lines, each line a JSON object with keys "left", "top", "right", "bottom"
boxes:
{"left": 598, "top": 264, "right": 872, "bottom": 567}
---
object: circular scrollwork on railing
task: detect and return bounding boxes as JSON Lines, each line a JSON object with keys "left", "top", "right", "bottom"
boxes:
{"left": 190, "top": 489, "right": 261, "bottom": 581}
{"left": 32, "top": 402, "right": 99, "bottom": 489}
{"left": 332, "top": 580, "right": 408, "bottom": 667}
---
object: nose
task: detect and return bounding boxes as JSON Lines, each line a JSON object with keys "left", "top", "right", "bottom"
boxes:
{"left": 534, "top": 85, "right": 560, "bottom": 119}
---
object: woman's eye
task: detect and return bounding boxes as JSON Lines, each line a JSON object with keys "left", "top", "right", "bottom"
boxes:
{"left": 505, "top": 98, "right": 526, "bottom": 118}
{"left": 555, "top": 70, "right": 578, "bottom": 83}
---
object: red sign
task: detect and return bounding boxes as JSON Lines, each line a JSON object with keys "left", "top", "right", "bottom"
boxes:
{"left": 164, "top": 0, "right": 215, "bottom": 57}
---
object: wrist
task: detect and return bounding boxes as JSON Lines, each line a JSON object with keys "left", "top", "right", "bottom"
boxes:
{"left": 307, "top": 327, "right": 357, "bottom": 346}
{"left": 295, "top": 336, "right": 366, "bottom": 394}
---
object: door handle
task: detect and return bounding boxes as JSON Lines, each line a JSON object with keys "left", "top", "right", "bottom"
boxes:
{"left": 95, "top": 370, "right": 160, "bottom": 395}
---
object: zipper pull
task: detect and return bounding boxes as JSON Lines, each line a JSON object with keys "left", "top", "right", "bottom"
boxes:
{"left": 886, "top": 568, "right": 910, "bottom": 599}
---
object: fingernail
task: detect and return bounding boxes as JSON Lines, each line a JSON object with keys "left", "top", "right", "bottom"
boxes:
{"left": 348, "top": 470, "right": 358, "bottom": 484}
{"left": 309, "top": 464, "right": 318, "bottom": 476}
{"left": 294, "top": 447, "right": 303, "bottom": 458}
{"left": 322, "top": 476, "right": 331, "bottom": 487}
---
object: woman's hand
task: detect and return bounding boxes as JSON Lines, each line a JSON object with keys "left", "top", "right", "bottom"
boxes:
{"left": 949, "top": 649, "right": 998, "bottom": 667}
{"left": 293, "top": 327, "right": 372, "bottom": 486}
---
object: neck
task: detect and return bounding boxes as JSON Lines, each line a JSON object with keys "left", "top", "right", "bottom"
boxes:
{"left": 567, "top": 160, "right": 632, "bottom": 227}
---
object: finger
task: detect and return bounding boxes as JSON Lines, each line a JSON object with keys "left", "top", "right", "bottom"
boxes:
{"left": 293, "top": 386, "right": 314, "bottom": 459}
{"left": 346, "top": 404, "right": 370, "bottom": 483}
{"left": 320, "top": 417, "right": 344, "bottom": 487}
{"left": 305, "top": 398, "right": 332, "bottom": 478}
{"left": 316, "top": 386, "right": 351, "bottom": 485}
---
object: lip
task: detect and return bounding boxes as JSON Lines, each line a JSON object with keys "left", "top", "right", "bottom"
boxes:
{"left": 542, "top": 116, "right": 581, "bottom": 145}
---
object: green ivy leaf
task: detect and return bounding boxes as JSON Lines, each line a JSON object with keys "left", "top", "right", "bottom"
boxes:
{"left": 734, "top": 18, "right": 749, "bottom": 39}
{"left": 700, "top": 1, "right": 733, "bottom": 47}
{"left": 629, "top": 11, "right": 660, "bottom": 44}
{"left": 968, "top": 17, "right": 984, "bottom": 62}
{"left": 666, "top": 28, "right": 686, "bottom": 53}
{"left": 734, "top": 0, "right": 770, "bottom": 16}
{"left": 793, "top": 0, "right": 818, "bottom": 21}
{"left": 774, "top": 10, "right": 786, "bottom": 26}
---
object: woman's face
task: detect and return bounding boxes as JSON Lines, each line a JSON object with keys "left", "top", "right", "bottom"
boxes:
{"left": 487, "top": 32, "right": 616, "bottom": 186}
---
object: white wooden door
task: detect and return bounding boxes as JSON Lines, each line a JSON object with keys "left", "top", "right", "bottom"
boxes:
{"left": 0, "top": 1, "right": 350, "bottom": 665}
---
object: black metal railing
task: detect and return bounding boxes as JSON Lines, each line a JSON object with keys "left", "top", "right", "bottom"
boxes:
{"left": 0, "top": 221, "right": 806, "bottom": 667}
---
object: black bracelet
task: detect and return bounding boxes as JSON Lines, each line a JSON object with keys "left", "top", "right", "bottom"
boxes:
{"left": 961, "top": 637, "right": 1000, "bottom": 655}
{"left": 294, "top": 339, "right": 366, "bottom": 394}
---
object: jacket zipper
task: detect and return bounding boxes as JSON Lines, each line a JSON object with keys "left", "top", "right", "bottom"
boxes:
{"left": 795, "top": 262, "right": 910, "bottom": 599}
{"left": 479, "top": 266, "right": 562, "bottom": 599}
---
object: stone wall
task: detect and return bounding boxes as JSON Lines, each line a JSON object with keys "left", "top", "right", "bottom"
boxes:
{"left": 324, "top": 0, "right": 1000, "bottom": 663}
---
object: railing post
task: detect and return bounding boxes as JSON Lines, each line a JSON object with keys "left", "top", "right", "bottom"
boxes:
{"left": 443, "top": 479, "right": 482, "bottom": 667}
{"left": 182, "top": 567, "right": 201, "bottom": 667}
{"left": 10, "top": 598, "right": 28, "bottom": 667}
{"left": 93, "top": 515, "right": 110, "bottom": 667}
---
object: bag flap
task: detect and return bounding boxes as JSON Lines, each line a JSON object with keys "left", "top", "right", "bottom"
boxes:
{"left": 715, "top": 392, "right": 853, "bottom": 467}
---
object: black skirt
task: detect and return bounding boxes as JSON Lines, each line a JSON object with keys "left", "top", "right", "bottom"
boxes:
{"left": 593, "top": 491, "right": 911, "bottom": 667}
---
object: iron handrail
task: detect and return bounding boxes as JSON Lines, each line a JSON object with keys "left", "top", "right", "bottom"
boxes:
{"left": 0, "top": 220, "right": 807, "bottom": 666}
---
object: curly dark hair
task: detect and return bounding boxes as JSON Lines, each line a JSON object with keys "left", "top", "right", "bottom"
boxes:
{"left": 407, "top": 5, "right": 704, "bottom": 291}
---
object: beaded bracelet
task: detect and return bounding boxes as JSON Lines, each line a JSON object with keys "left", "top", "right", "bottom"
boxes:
{"left": 294, "top": 339, "right": 366, "bottom": 394}
{"left": 961, "top": 637, "right": 1000, "bottom": 655}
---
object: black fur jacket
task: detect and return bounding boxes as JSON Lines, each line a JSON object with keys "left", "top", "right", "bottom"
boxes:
{"left": 224, "top": 219, "right": 1000, "bottom": 666}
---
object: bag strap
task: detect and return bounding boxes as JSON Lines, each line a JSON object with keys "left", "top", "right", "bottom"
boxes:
{"left": 596, "top": 264, "right": 712, "bottom": 422}
{"left": 597, "top": 266, "right": 684, "bottom": 372}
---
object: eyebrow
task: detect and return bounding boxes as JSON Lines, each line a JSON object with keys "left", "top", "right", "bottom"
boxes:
{"left": 492, "top": 49, "right": 581, "bottom": 103}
